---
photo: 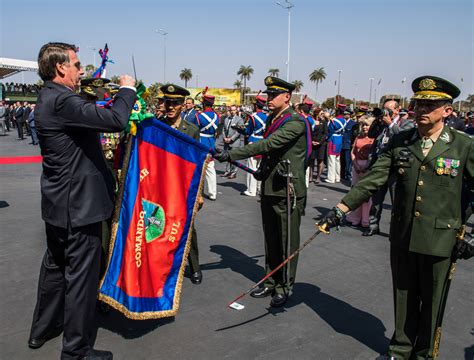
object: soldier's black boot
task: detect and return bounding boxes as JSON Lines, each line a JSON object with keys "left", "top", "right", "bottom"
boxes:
{"left": 191, "top": 271, "right": 202, "bottom": 284}
{"left": 270, "top": 293, "right": 288, "bottom": 307}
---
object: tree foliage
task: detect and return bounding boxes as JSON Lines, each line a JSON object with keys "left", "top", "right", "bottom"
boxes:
{"left": 237, "top": 65, "right": 254, "bottom": 104}
{"left": 292, "top": 80, "right": 304, "bottom": 93}
{"left": 179, "top": 68, "right": 193, "bottom": 87}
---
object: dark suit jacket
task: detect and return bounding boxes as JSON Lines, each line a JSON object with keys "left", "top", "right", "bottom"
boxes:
{"left": 36, "top": 81, "right": 136, "bottom": 228}
{"left": 14, "top": 106, "right": 24, "bottom": 122}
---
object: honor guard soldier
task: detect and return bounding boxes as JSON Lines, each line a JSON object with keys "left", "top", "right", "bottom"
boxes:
{"left": 215, "top": 76, "right": 312, "bottom": 307}
{"left": 194, "top": 89, "right": 219, "bottom": 200}
{"left": 320, "top": 76, "right": 474, "bottom": 359}
{"left": 241, "top": 93, "right": 268, "bottom": 196}
{"left": 158, "top": 84, "right": 204, "bottom": 284}
{"left": 325, "top": 104, "right": 347, "bottom": 183}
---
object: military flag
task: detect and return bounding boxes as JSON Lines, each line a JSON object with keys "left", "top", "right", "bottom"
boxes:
{"left": 99, "top": 118, "right": 210, "bottom": 319}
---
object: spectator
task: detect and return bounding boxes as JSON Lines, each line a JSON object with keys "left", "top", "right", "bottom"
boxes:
{"left": 13, "top": 101, "right": 25, "bottom": 140}
{"left": 28, "top": 104, "right": 38, "bottom": 145}
{"left": 346, "top": 116, "right": 375, "bottom": 229}
{"left": 0, "top": 100, "right": 7, "bottom": 136}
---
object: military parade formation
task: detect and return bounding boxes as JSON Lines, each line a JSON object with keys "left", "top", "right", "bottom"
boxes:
{"left": 0, "top": 40, "right": 473, "bottom": 360}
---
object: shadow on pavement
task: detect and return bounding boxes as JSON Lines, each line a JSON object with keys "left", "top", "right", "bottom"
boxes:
{"left": 206, "top": 245, "right": 264, "bottom": 283}
{"left": 215, "top": 307, "right": 286, "bottom": 332}
{"left": 288, "top": 282, "right": 390, "bottom": 354}
{"left": 317, "top": 184, "right": 350, "bottom": 194}
{"left": 97, "top": 307, "right": 174, "bottom": 339}
{"left": 0, "top": 200, "right": 10, "bottom": 208}
{"left": 217, "top": 181, "right": 247, "bottom": 193}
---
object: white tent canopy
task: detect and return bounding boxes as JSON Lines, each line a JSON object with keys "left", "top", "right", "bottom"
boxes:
{"left": 0, "top": 57, "right": 38, "bottom": 79}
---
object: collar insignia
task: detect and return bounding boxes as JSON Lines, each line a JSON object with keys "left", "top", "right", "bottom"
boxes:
{"left": 419, "top": 78, "right": 436, "bottom": 90}
{"left": 440, "top": 132, "right": 450, "bottom": 143}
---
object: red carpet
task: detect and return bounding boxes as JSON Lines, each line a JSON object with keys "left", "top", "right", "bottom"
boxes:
{"left": 0, "top": 155, "right": 42, "bottom": 165}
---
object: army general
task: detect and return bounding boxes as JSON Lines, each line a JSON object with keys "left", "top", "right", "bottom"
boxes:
{"left": 320, "top": 76, "right": 473, "bottom": 359}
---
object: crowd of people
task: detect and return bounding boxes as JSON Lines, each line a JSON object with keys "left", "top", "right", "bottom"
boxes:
{"left": 1, "top": 82, "right": 42, "bottom": 94}
{"left": 0, "top": 101, "right": 38, "bottom": 144}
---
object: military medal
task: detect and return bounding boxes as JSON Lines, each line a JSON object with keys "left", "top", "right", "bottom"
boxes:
{"left": 436, "top": 157, "right": 445, "bottom": 175}
{"left": 451, "top": 159, "right": 460, "bottom": 177}
{"left": 451, "top": 168, "right": 458, "bottom": 177}
{"left": 444, "top": 159, "right": 452, "bottom": 175}
{"left": 398, "top": 168, "right": 405, "bottom": 175}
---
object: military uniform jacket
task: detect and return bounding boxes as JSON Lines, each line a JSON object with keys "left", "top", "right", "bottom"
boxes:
{"left": 36, "top": 81, "right": 136, "bottom": 228}
{"left": 159, "top": 117, "right": 200, "bottom": 141}
{"left": 229, "top": 107, "right": 308, "bottom": 198}
{"left": 342, "top": 126, "right": 474, "bottom": 257}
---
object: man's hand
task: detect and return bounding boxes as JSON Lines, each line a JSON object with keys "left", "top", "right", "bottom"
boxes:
{"left": 382, "top": 114, "right": 392, "bottom": 126}
{"left": 213, "top": 149, "right": 230, "bottom": 162}
{"left": 317, "top": 205, "right": 347, "bottom": 230}
{"left": 119, "top": 75, "right": 136, "bottom": 88}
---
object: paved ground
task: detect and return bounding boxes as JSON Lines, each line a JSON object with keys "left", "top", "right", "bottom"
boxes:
{"left": 1, "top": 131, "right": 473, "bottom": 360}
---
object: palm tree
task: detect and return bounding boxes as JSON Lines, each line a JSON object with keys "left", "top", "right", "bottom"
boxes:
{"left": 110, "top": 75, "right": 120, "bottom": 84}
{"left": 309, "top": 67, "right": 327, "bottom": 100}
{"left": 268, "top": 68, "right": 280, "bottom": 77}
{"left": 292, "top": 80, "right": 304, "bottom": 93}
{"left": 233, "top": 80, "right": 242, "bottom": 89}
{"left": 237, "top": 65, "right": 254, "bottom": 104}
{"left": 179, "top": 68, "right": 193, "bottom": 87}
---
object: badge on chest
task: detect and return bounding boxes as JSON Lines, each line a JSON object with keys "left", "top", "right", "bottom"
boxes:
{"left": 435, "top": 157, "right": 460, "bottom": 177}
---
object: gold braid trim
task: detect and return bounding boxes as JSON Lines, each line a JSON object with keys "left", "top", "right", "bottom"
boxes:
{"left": 97, "top": 149, "right": 210, "bottom": 320}
{"left": 412, "top": 91, "right": 452, "bottom": 100}
{"left": 432, "top": 326, "right": 442, "bottom": 358}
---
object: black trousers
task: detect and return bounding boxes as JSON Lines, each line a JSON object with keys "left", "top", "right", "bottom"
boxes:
{"left": 30, "top": 222, "right": 102, "bottom": 359}
{"left": 368, "top": 172, "right": 396, "bottom": 231}
{"left": 261, "top": 196, "right": 305, "bottom": 295}
{"left": 188, "top": 226, "right": 200, "bottom": 273}
{"left": 16, "top": 120, "right": 24, "bottom": 139}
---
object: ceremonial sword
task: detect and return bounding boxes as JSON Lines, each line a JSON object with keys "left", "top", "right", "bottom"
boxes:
{"left": 228, "top": 223, "right": 329, "bottom": 310}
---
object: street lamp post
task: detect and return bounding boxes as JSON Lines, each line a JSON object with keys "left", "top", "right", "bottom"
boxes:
{"left": 87, "top": 46, "right": 97, "bottom": 68}
{"left": 276, "top": 1, "right": 294, "bottom": 82}
{"left": 155, "top": 29, "right": 168, "bottom": 82}
{"left": 354, "top": 83, "right": 358, "bottom": 108}
{"left": 369, "top": 77, "right": 374, "bottom": 105}
{"left": 337, "top": 69, "right": 342, "bottom": 104}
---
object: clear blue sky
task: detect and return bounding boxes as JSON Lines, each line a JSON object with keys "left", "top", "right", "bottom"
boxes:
{"left": 1, "top": 0, "right": 473, "bottom": 102}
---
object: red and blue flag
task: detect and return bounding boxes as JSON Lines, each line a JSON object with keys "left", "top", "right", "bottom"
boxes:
{"left": 99, "top": 118, "right": 210, "bottom": 319}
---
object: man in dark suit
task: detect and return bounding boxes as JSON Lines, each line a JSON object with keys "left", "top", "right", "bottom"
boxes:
{"left": 14, "top": 101, "right": 25, "bottom": 139}
{"left": 28, "top": 42, "right": 136, "bottom": 360}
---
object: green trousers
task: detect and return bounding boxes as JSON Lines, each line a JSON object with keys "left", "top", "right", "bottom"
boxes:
{"left": 388, "top": 246, "right": 452, "bottom": 360}
{"left": 261, "top": 196, "right": 305, "bottom": 295}
{"left": 188, "top": 226, "right": 200, "bottom": 273}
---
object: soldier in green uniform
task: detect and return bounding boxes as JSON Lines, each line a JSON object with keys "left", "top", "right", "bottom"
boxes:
{"left": 214, "top": 76, "right": 311, "bottom": 307}
{"left": 319, "top": 76, "right": 473, "bottom": 359}
{"left": 158, "top": 84, "right": 204, "bottom": 284}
